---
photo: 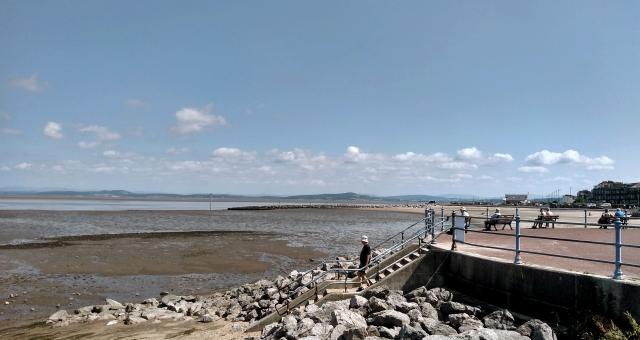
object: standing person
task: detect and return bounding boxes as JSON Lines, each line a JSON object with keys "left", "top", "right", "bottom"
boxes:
{"left": 357, "top": 235, "right": 372, "bottom": 291}
{"left": 460, "top": 207, "right": 471, "bottom": 232}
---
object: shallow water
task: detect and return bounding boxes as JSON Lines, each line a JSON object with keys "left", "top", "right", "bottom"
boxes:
{"left": 0, "top": 198, "right": 267, "bottom": 211}
{"left": 0, "top": 208, "right": 424, "bottom": 256}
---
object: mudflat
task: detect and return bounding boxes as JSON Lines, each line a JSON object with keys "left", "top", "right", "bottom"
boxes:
{"left": 0, "top": 230, "right": 325, "bottom": 328}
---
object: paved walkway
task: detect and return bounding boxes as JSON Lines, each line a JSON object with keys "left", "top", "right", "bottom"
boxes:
{"left": 432, "top": 227, "right": 640, "bottom": 282}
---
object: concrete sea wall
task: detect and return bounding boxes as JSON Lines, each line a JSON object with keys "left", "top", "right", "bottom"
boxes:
{"left": 404, "top": 247, "right": 640, "bottom": 330}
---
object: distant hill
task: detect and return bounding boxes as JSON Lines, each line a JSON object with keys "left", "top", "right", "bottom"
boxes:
{"left": 384, "top": 194, "right": 451, "bottom": 202}
{"left": 0, "top": 189, "right": 489, "bottom": 203}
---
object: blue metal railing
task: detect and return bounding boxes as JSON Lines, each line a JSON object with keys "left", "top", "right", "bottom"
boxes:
{"left": 438, "top": 207, "right": 640, "bottom": 280}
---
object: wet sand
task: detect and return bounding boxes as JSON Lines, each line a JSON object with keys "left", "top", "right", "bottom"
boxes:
{"left": 0, "top": 230, "right": 325, "bottom": 328}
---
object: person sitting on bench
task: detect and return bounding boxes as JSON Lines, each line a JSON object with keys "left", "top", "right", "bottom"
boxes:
{"left": 484, "top": 208, "right": 501, "bottom": 231}
{"left": 598, "top": 209, "right": 614, "bottom": 229}
{"left": 532, "top": 208, "right": 544, "bottom": 229}
{"left": 542, "top": 207, "right": 554, "bottom": 228}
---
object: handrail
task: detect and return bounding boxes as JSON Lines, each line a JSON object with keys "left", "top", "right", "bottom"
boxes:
{"left": 371, "top": 217, "right": 427, "bottom": 250}
{"left": 270, "top": 215, "right": 434, "bottom": 314}
{"left": 271, "top": 219, "right": 449, "bottom": 317}
{"left": 466, "top": 215, "right": 640, "bottom": 228}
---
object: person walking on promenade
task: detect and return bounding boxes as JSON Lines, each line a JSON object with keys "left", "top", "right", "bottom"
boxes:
{"left": 357, "top": 235, "right": 372, "bottom": 291}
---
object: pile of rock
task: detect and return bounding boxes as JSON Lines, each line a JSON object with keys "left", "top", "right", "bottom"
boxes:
{"left": 45, "top": 264, "right": 355, "bottom": 328}
{"left": 260, "top": 285, "right": 557, "bottom": 340}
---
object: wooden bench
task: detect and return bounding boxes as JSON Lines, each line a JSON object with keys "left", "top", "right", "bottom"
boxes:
{"left": 531, "top": 215, "right": 560, "bottom": 229}
{"left": 599, "top": 216, "right": 629, "bottom": 229}
{"left": 484, "top": 215, "right": 514, "bottom": 231}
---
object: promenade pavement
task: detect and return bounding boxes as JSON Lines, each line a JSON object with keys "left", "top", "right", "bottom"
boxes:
{"left": 432, "top": 226, "right": 640, "bottom": 281}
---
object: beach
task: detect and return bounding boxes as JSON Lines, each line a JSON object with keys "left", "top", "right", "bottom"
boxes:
{"left": 0, "top": 202, "right": 636, "bottom": 338}
{"left": 0, "top": 206, "right": 420, "bottom": 329}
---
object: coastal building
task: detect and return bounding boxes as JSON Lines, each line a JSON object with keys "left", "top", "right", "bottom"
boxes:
{"left": 561, "top": 195, "right": 575, "bottom": 205}
{"left": 584, "top": 181, "right": 640, "bottom": 205}
{"left": 576, "top": 190, "right": 591, "bottom": 202}
{"left": 504, "top": 194, "right": 528, "bottom": 205}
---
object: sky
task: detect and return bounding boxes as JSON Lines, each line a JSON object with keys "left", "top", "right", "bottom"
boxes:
{"left": 1, "top": 1, "right": 639, "bottom": 196}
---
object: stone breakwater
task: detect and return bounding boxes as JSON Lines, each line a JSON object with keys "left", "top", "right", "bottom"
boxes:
{"left": 45, "top": 279, "right": 558, "bottom": 340}
{"left": 43, "top": 249, "right": 558, "bottom": 340}
{"left": 44, "top": 259, "right": 358, "bottom": 327}
{"left": 259, "top": 286, "right": 557, "bottom": 340}
{"left": 228, "top": 203, "right": 430, "bottom": 211}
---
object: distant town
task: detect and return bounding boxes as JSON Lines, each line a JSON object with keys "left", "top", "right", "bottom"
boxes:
{"left": 453, "top": 180, "right": 640, "bottom": 209}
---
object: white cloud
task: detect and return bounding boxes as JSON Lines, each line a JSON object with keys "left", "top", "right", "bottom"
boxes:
{"left": 78, "top": 141, "right": 99, "bottom": 149}
{"left": 518, "top": 166, "right": 549, "bottom": 173}
{"left": 9, "top": 74, "right": 48, "bottom": 92}
{"left": 344, "top": 146, "right": 369, "bottom": 162}
{"left": 586, "top": 165, "right": 614, "bottom": 171}
{"left": 1, "top": 128, "right": 21, "bottom": 135}
{"left": 43, "top": 122, "right": 63, "bottom": 139}
{"left": 525, "top": 149, "right": 614, "bottom": 169}
{"left": 126, "top": 99, "right": 145, "bottom": 108}
{"left": 0, "top": 111, "right": 11, "bottom": 121}
{"left": 14, "top": 162, "right": 32, "bottom": 170}
{"left": 457, "top": 147, "right": 482, "bottom": 160}
{"left": 0, "top": 166, "right": 10, "bottom": 171}
{"left": 51, "top": 165, "right": 65, "bottom": 173}
{"left": 257, "top": 165, "right": 275, "bottom": 174}
{"left": 489, "top": 153, "right": 513, "bottom": 162}
{"left": 169, "top": 160, "right": 206, "bottom": 172}
{"left": 170, "top": 106, "right": 227, "bottom": 135}
{"left": 166, "top": 147, "right": 190, "bottom": 155}
{"left": 79, "top": 125, "right": 121, "bottom": 141}
{"left": 103, "top": 150, "right": 120, "bottom": 157}
{"left": 8, "top": 146, "right": 603, "bottom": 195}
{"left": 212, "top": 147, "right": 255, "bottom": 160}
{"left": 272, "top": 148, "right": 330, "bottom": 171}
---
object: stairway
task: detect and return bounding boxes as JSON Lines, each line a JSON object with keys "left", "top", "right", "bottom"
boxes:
{"left": 246, "top": 243, "right": 431, "bottom": 332}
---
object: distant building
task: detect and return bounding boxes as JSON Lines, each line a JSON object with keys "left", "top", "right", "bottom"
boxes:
{"left": 505, "top": 194, "right": 528, "bottom": 205}
{"left": 561, "top": 195, "right": 575, "bottom": 205}
{"left": 584, "top": 181, "right": 640, "bottom": 205}
{"left": 576, "top": 190, "right": 591, "bottom": 201}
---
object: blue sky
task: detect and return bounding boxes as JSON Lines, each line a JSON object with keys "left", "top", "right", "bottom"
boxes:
{"left": 1, "top": 1, "right": 638, "bottom": 196}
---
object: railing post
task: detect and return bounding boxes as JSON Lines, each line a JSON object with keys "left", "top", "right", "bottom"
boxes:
{"left": 451, "top": 211, "right": 457, "bottom": 250}
{"left": 401, "top": 231, "right": 404, "bottom": 249}
{"left": 344, "top": 271, "right": 348, "bottom": 292}
{"left": 613, "top": 218, "right": 623, "bottom": 280}
{"left": 441, "top": 206, "right": 445, "bottom": 232}
{"left": 431, "top": 213, "right": 436, "bottom": 243}
{"left": 425, "top": 208, "right": 429, "bottom": 237}
{"left": 584, "top": 209, "right": 587, "bottom": 228}
{"left": 486, "top": 206, "right": 489, "bottom": 220}
{"left": 514, "top": 208, "right": 523, "bottom": 264}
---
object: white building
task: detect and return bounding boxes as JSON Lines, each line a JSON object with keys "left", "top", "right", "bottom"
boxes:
{"left": 561, "top": 195, "right": 575, "bottom": 205}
